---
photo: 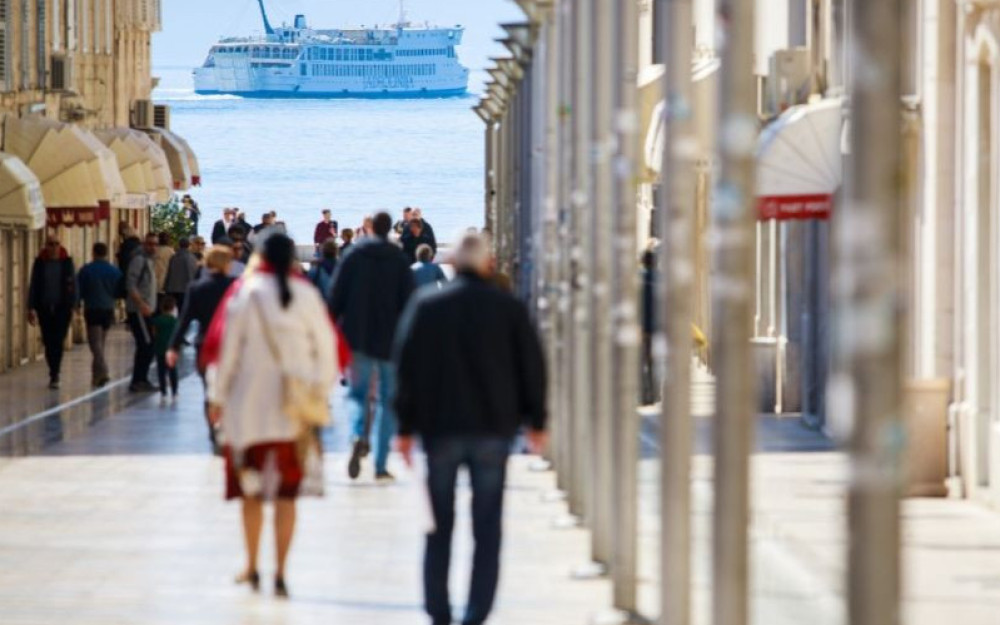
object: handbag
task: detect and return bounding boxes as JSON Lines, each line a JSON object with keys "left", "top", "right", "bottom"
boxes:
{"left": 253, "top": 293, "right": 331, "bottom": 428}
{"left": 297, "top": 429, "right": 325, "bottom": 498}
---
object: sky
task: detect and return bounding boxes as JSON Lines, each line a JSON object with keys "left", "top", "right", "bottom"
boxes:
{"left": 152, "top": 0, "right": 525, "bottom": 72}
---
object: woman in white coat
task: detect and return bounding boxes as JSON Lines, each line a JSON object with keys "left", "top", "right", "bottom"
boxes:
{"left": 209, "top": 233, "right": 337, "bottom": 598}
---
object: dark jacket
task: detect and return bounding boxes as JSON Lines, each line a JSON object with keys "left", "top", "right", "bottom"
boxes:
{"left": 211, "top": 220, "right": 229, "bottom": 244}
{"left": 117, "top": 236, "right": 140, "bottom": 272}
{"left": 77, "top": 259, "right": 122, "bottom": 312}
{"left": 164, "top": 248, "right": 200, "bottom": 295}
{"left": 314, "top": 220, "right": 338, "bottom": 246}
{"left": 400, "top": 230, "right": 437, "bottom": 264}
{"left": 328, "top": 237, "right": 415, "bottom": 360}
{"left": 393, "top": 272, "right": 547, "bottom": 438}
{"left": 169, "top": 272, "right": 235, "bottom": 351}
{"left": 28, "top": 247, "right": 76, "bottom": 311}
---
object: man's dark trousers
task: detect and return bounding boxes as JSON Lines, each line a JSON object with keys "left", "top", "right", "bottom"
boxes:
{"left": 37, "top": 306, "right": 73, "bottom": 381}
{"left": 423, "top": 436, "right": 510, "bottom": 625}
{"left": 127, "top": 312, "right": 155, "bottom": 386}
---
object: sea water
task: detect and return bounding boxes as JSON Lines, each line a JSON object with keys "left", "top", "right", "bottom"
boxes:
{"left": 153, "top": 68, "right": 486, "bottom": 245}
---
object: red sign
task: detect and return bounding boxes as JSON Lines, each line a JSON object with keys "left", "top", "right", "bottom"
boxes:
{"left": 757, "top": 194, "right": 832, "bottom": 221}
{"left": 46, "top": 201, "right": 111, "bottom": 228}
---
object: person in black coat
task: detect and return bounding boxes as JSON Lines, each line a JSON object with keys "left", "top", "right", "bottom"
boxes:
{"left": 211, "top": 208, "right": 236, "bottom": 244}
{"left": 166, "top": 245, "right": 236, "bottom": 452}
{"left": 393, "top": 232, "right": 547, "bottom": 625}
{"left": 328, "top": 212, "right": 416, "bottom": 482}
{"left": 400, "top": 219, "right": 436, "bottom": 265}
{"left": 28, "top": 235, "right": 77, "bottom": 388}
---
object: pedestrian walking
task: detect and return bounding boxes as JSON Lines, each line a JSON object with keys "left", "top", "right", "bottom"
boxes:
{"left": 207, "top": 233, "right": 338, "bottom": 599}
{"left": 309, "top": 239, "right": 339, "bottom": 300}
{"left": 328, "top": 211, "right": 416, "bottom": 482}
{"left": 212, "top": 208, "right": 236, "bottom": 244}
{"left": 166, "top": 245, "right": 235, "bottom": 452}
{"left": 394, "top": 233, "right": 548, "bottom": 625}
{"left": 76, "top": 242, "right": 123, "bottom": 387}
{"left": 126, "top": 232, "right": 159, "bottom": 393}
{"left": 640, "top": 246, "right": 658, "bottom": 405}
{"left": 164, "top": 237, "right": 199, "bottom": 314}
{"left": 27, "top": 235, "right": 77, "bottom": 389}
{"left": 151, "top": 295, "right": 179, "bottom": 401}
{"left": 313, "top": 209, "right": 338, "bottom": 255}
{"left": 153, "top": 232, "right": 174, "bottom": 296}
{"left": 411, "top": 244, "right": 447, "bottom": 289}
{"left": 191, "top": 236, "right": 207, "bottom": 263}
{"left": 401, "top": 219, "right": 437, "bottom": 265}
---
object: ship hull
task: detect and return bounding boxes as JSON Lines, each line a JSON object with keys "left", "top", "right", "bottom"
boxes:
{"left": 192, "top": 87, "right": 468, "bottom": 99}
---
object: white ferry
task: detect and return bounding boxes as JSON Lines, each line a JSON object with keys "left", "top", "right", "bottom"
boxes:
{"left": 193, "top": 1, "right": 469, "bottom": 99}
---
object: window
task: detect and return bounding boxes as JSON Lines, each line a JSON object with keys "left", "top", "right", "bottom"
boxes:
{"left": 36, "top": 0, "right": 44, "bottom": 84}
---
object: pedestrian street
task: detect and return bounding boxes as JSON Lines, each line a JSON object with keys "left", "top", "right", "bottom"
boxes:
{"left": 0, "top": 366, "right": 613, "bottom": 625}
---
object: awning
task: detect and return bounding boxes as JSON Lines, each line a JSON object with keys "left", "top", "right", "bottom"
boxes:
{"left": 643, "top": 56, "right": 721, "bottom": 178}
{"left": 2, "top": 115, "right": 128, "bottom": 226}
{"left": 172, "top": 132, "right": 201, "bottom": 186}
{"left": 146, "top": 128, "right": 197, "bottom": 190}
{"left": 95, "top": 128, "right": 173, "bottom": 207}
{"left": 756, "top": 98, "right": 844, "bottom": 221}
{"left": 0, "top": 152, "right": 45, "bottom": 230}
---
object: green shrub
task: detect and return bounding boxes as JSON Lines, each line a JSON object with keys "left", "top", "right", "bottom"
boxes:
{"left": 150, "top": 197, "right": 193, "bottom": 244}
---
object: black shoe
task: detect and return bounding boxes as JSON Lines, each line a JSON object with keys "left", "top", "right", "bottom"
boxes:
{"left": 375, "top": 471, "right": 395, "bottom": 484}
{"left": 48, "top": 379, "right": 60, "bottom": 390}
{"left": 129, "top": 381, "right": 157, "bottom": 393}
{"left": 235, "top": 570, "right": 260, "bottom": 592}
{"left": 274, "top": 576, "right": 289, "bottom": 599}
{"left": 347, "top": 439, "right": 368, "bottom": 480}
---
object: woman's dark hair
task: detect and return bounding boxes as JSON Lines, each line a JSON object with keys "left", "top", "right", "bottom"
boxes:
{"left": 263, "top": 233, "right": 296, "bottom": 309}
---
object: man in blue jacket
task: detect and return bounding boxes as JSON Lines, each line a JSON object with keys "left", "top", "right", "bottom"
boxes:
{"left": 77, "top": 242, "right": 123, "bottom": 387}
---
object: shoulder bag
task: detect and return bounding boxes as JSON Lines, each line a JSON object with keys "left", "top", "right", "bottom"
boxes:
{"left": 253, "top": 292, "right": 331, "bottom": 429}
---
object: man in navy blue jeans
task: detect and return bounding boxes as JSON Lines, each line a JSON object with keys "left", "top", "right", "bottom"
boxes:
{"left": 394, "top": 233, "right": 548, "bottom": 625}
{"left": 329, "top": 211, "right": 416, "bottom": 482}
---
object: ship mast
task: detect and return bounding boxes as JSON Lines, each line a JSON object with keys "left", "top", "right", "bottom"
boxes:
{"left": 256, "top": 0, "right": 275, "bottom": 35}
{"left": 397, "top": 0, "right": 408, "bottom": 27}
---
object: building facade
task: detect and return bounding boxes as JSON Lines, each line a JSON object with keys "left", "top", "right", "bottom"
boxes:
{"left": 0, "top": 0, "right": 198, "bottom": 374}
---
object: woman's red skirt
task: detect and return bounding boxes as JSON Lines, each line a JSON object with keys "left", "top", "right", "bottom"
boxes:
{"left": 224, "top": 441, "right": 303, "bottom": 500}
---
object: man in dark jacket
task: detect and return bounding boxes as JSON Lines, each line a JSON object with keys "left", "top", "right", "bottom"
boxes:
{"left": 77, "top": 242, "right": 123, "bottom": 387}
{"left": 400, "top": 219, "right": 436, "bottom": 265}
{"left": 328, "top": 211, "right": 416, "bottom": 482}
{"left": 210, "top": 208, "right": 235, "bottom": 244}
{"left": 116, "top": 223, "right": 141, "bottom": 273}
{"left": 167, "top": 245, "right": 235, "bottom": 452}
{"left": 400, "top": 207, "right": 437, "bottom": 257}
{"left": 393, "top": 232, "right": 547, "bottom": 625}
{"left": 28, "top": 235, "right": 77, "bottom": 389}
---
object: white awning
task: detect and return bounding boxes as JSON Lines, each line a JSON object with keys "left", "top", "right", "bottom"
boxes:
{"left": 643, "top": 56, "right": 721, "bottom": 178}
{"left": 0, "top": 152, "right": 45, "bottom": 230}
{"left": 2, "top": 116, "right": 127, "bottom": 219}
{"left": 146, "top": 128, "right": 196, "bottom": 191}
{"left": 94, "top": 127, "right": 175, "bottom": 206}
{"left": 756, "top": 98, "right": 844, "bottom": 220}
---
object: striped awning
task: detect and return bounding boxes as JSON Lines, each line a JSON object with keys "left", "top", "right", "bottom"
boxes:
{"left": 2, "top": 115, "right": 127, "bottom": 224}
{"left": 0, "top": 152, "right": 45, "bottom": 230}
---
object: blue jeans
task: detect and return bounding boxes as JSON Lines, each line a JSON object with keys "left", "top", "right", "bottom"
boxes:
{"left": 423, "top": 436, "right": 511, "bottom": 625}
{"left": 347, "top": 352, "right": 397, "bottom": 474}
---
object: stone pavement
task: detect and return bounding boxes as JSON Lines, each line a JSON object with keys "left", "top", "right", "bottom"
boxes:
{"left": 635, "top": 414, "right": 1000, "bottom": 625}
{"left": 0, "top": 366, "right": 613, "bottom": 625}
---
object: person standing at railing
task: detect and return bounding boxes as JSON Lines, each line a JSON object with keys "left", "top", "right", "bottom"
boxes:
{"left": 313, "top": 209, "right": 339, "bottom": 256}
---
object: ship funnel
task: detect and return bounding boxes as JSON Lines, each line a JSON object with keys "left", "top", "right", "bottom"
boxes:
{"left": 294, "top": 14, "right": 307, "bottom": 29}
